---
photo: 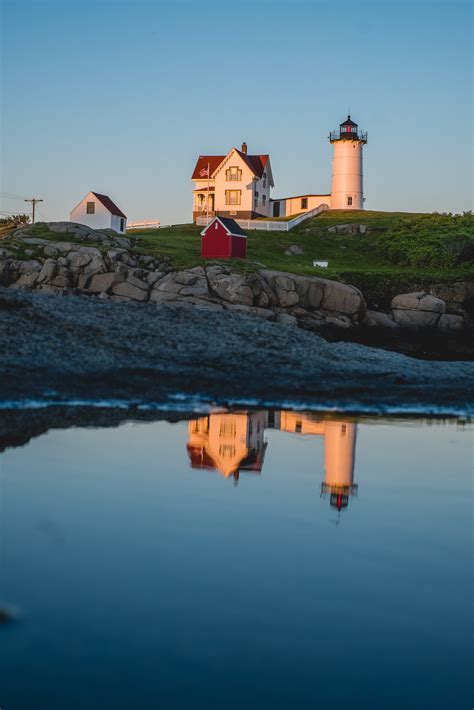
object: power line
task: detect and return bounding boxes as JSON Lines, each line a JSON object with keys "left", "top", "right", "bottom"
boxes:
{"left": 24, "top": 198, "right": 43, "bottom": 224}
{"left": 0, "top": 194, "right": 25, "bottom": 202}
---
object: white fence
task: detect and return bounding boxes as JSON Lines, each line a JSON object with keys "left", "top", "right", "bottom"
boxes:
{"left": 196, "top": 203, "right": 329, "bottom": 232}
{"left": 127, "top": 220, "right": 161, "bottom": 230}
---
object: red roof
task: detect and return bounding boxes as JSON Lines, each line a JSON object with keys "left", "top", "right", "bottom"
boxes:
{"left": 235, "top": 150, "right": 269, "bottom": 178}
{"left": 91, "top": 192, "right": 127, "bottom": 219}
{"left": 192, "top": 156, "right": 226, "bottom": 180}
{"left": 191, "top": 150, "right": 269, "bottom": 180}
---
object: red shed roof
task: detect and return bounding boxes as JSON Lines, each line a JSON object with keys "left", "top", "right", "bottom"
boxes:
{"left": 91, "top": 192, "right": 127, "bottom": 219}
{"left": 201, "top": 216, "right": 247, "bottom": 238}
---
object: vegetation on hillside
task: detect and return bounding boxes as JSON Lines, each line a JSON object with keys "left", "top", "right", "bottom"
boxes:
{"left": 379, "top": 212, "right": 473, "bottom": 269}
{"left": 2, "top": 210, "right": 472, "bottom": 308}
{"left": 0, "top": 214, "right": 29, "bottom": 237}
{"left": 128, "top": 210, "right": 473, "bottom": 307}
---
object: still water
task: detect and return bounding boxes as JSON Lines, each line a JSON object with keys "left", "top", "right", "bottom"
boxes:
{"left": 0, "top": 409, "right": 472, "bottom": 709}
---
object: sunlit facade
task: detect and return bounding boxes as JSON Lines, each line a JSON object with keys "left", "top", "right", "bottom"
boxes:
{"left": 187, "top": 410, "right": 358, "bottom": 510}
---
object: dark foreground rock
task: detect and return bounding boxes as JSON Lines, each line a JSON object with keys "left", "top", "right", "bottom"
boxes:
{"left": 0, "top": 289, "right": 474, "bottom": 412}
{"left": 0, "top": 287, "right": 473, "bottom": 415}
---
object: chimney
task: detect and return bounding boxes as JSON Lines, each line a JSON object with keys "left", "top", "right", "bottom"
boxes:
{"left": 241, "top": 141, "right": 247, "bottom": 154}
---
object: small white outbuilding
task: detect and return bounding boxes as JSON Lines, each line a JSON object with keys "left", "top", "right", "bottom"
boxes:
{"left": 69, "top": 191, "right": 127, "bottom": 233}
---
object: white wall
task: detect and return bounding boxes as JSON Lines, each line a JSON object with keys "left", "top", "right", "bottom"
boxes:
{"left": 213, "top": 151, "right": 255, "bottom": 214}
{"left": 272, "top": 194, "right": 331, "bottom": 218}
{"left": 70, "top": 193, "right": 126, "bottom": 233}
{"left": 111, "top": 214, "right": 126, "bottom": 233}
{"left": 330, "top": 140, "right": 364, "bottom": 210}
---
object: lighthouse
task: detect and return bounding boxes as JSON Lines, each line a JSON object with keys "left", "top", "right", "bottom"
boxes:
{"left": 329, "top": 115, "right": 367, "bottom": 210}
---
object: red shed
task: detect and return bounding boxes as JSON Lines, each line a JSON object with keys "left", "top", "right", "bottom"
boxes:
{"left": 201, "top": 216, "right": 247, "bottom": 259}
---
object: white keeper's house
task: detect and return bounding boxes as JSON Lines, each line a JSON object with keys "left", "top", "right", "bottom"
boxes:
{"left": 191, "top": 116, "right": 368, "bottom": 222}
{"left": 192, "top": 143, "right": 274, "bottom": 222}
{"left": 70, "top": 191, "right": 127, "bottom": 233}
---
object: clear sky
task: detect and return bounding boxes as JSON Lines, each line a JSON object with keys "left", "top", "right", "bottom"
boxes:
{"left": 1, "top": 0, "right": 472, "bottom": 224}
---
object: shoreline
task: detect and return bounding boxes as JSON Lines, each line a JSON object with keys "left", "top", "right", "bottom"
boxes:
{"left": 1, "top": 287, "right": 473, "bottom": 418}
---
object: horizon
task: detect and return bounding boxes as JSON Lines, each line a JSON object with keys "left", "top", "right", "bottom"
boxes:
{"left": 1, "top": 0, "right": 472, "bottom": 224}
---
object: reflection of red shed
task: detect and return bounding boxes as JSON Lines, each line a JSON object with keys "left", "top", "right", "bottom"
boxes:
{"left": 201, "top": 216, "right": 247, "bottom": 259}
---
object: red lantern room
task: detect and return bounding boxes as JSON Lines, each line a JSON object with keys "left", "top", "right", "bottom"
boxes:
{"left": 329, "top": 115, "right": 367, "bottom": 143}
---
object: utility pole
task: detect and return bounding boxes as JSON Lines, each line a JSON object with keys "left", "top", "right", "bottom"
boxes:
{"left": 24, "top": 198, "right": 43, "bottom": 224}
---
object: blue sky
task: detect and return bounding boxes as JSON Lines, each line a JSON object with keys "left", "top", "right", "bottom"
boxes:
{"left": 1, "top": 0, "right": 472, "bottom": 223}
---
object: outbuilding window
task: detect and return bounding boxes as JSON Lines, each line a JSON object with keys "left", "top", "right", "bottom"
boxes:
{"left": 86, "top": 201, "right": 95, "bottom": 214}
{"left": 347, "top": 196, "right": 353, "bottom": 206}
{"left": 301, "top": 197, "right": 308, "bottom": 209}
{"left": 120, "top": 218, "right": 125, "bottom": 231}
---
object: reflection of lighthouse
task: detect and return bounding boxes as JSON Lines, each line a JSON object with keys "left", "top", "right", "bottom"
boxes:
{"left": 273, "top": 412, "right": 358, "bottom": 512}
{"left": 321, "top": 421, "right": 358, "bottom": 511}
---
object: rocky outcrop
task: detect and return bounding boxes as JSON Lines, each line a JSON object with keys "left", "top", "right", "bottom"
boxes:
{"left": 391, "top": 292, "right": 446, "bottom": 329}
{"left": 328, "top": 223, "right": 369, "bottom": 235}
{"left": 0, "top": 223, "right": 470, "bottom": 336}
{"left": 284, "top": 244, "right": 304, "bottom": 256}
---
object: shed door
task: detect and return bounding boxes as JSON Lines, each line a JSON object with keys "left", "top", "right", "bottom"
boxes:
{"left": 273, "top": 202, "right": 280, "bottom": 218}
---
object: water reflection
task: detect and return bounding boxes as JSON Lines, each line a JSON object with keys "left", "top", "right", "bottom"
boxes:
{"left": 187, "top": 411, "right": 358, "bottom": 510}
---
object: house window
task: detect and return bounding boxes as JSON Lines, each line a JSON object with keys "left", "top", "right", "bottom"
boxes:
{"left": 220, "top": 420, "right": 236, "bottom": 436}
{"left": 301, "top": 197, "right": 308, "bottom": 209}
{"left": 86, "top": 201, "right": 95, "bottom": 214}
{"left": 219, "top": 444, "right": 235, "bottom": 458}
{"left": 347, "top": 196, "right": 353, "bottom": 206}
{"left": 215, "top": 221, "right": 218, "bottom": 229}
{"left": 120, "top": 218, "right": 125, "bottom": 231}
{"left": 263, "top": 172, "right": 266, "bottom": 188}
{"left": 262, "top": 195, "right": 266, "bottom": 206}
{"left": 225, "top": 190, "right": 241, "bottom": 206}
{"left": 255, "top": 191, "right": 259, "bottom": 206}
{"left": 226, "top": 166, "right": 242, "bottom": 181}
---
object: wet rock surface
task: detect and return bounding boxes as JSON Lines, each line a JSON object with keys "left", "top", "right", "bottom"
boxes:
{"left": 0, "top": 287, "right": 472, "bottom": 414}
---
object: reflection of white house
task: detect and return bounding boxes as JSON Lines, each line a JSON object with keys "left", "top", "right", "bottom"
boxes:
{"left": 70, "top": 191, "right": 127, "bottom": 233}
{"left": 192, "top": 143, "right": 274, "bottom": 221}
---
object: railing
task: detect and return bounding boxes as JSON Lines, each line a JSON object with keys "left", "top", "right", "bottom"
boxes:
{"left": 195, "top": 209, "right": 216, "bottom": 218}
{"left": 127, "top": 220, "right": 161, "bottom": 230}
{"left": 329, "top": 130, "right": 368, "bottom": 142}
{"left": 196, "top": 203, "right": 329, "bottom": 232}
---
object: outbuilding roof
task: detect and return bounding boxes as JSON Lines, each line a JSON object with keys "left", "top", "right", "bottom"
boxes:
{"left": 201, "top": 216, "right": 247, "bottom": 238}
{"left": 217, "top": 216, "right": 247, "bottom": 236}
{"left": 91, "top": 192, "right": 127, "bottom": 219}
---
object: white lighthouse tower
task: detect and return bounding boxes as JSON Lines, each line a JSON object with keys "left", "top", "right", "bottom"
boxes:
{"left": 329, "top": 116, "right": 367, "bottom": 210}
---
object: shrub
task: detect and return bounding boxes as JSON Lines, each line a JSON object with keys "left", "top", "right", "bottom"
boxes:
{"left": 379, "top": 212, "right": 474, "bottom": 269}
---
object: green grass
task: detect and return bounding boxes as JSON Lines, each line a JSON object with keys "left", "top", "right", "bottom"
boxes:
{"left": 3, "top": 210, "right": 472, "bottom": 309}
{"left": 128, "top": 210, "right": 473, "bottom": 308}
